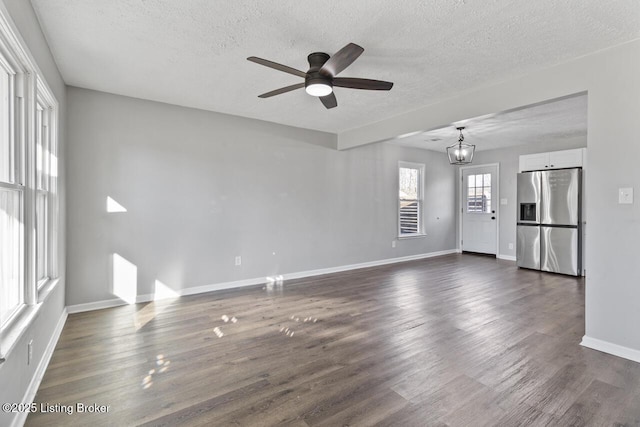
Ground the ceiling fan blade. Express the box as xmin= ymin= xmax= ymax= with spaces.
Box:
xmin=258 ymin=83 xmax=305 ymax=98
xmin=319 ymin=93 xmax=337 ymax=109
xmin=247 ymin=56 xmax=307 ymax=78
xmin=333 ymin=78 xmax=393 ymax=91
xmin=319 ymin=43 xmax=364 ymax=77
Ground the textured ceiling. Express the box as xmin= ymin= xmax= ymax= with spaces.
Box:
xmin=30 ymin=0 xmax=639 ymax=133
xmin=390 ymin=94 xmax=588 ymax=152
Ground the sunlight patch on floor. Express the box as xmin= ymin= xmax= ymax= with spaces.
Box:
xmin=142 ymin=354 xmax=171 ymax=390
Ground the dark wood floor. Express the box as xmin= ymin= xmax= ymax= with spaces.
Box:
xmin=27 ymin=254 xmax=640 ymax=426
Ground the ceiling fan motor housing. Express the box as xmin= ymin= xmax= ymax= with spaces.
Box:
xmin=307 ymin=52 xmax=330 ymax=71
xmin=305 ymin=52 xmax=332 ymax=92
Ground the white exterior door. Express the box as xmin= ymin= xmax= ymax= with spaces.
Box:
xmin=462 ymin=165 xmax=498 ymax=255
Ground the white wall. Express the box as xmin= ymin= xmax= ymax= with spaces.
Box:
xmin=65 ymin=87 xmax=457 ymax=307
xmin=471 ymin=136 xmax=587 ymax=259
xmin=0 ymin=1 xmax=67 ymax=426
xmin=339 ymin=39 xmax=640 ymax=360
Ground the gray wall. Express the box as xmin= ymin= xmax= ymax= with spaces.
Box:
xmin=0 ymin=1 xmax=66 ymax=426
xmin=339 ymin=39 xmax=640 ymax=356
xmin=472 ymin=136 xmax=587 ymax=259
xmin=66 ymin=87 xmax=456 ymax=306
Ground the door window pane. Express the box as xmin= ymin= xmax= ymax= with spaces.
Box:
xmin=0 ymin=188 xmax=23 ymax=326
xmin=467 ymin=173 xmax=492 ymax=213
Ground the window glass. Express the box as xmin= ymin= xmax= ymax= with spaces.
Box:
xmin=0 ymin=188 xmax=22 ymax=326
xmin=0 ymin=68 xmax=12 ymax=183
xmin=36 ymin=192 xmax=48 ymax=282
xmin=36 ymin=103 xmax=45 ymax=190
xmin=399 ymin=167 xmax=418 ymax=200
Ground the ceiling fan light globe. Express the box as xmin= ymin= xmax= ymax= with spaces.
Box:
xmin=305 ymin=83 xmax=333 ymax=97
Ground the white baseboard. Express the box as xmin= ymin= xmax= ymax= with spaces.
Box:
xmin=580 ymin=335 xmax=640 ymax=364
xmin=497 ymin=254 xmax=517 ymax=261
xmin=13 ymin=309 xmax=68 ymax=427
xmin=66 ymin=249 xmax=458 ymax=314
xmin=283 ymin=249 xmax=458 ymax=281
xmin=66 ymin=298 xmax=128 ymax=314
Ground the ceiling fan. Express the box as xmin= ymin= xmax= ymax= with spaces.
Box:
xmin=247 ymin=43 xmax=393 ymax=109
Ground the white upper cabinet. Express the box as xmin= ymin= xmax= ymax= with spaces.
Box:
xmin=519 ymin=152 xmax=549 ymax=171
xmin=549 ymin=149 xmax=584 ymax=169
xmin=519 ymin=148 xmax=585 ymax=172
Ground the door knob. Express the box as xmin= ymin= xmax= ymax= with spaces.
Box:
xmin=491 ymin=216 xmax=496 ymax=220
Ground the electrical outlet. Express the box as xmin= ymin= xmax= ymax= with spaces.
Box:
xmin=235 ymin=256 xmax=241 ymax=266
xmin=619 ymin=187 xmax=633 ymax=204
xmin=508 ymin=243 xmax=513 ymax=250
xmin=27 ymin=340 xmax=33 ymax=365
xmin=391 ymin=241 xmax=396 ymax=248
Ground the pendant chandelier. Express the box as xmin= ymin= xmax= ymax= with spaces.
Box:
xmin=446 ymin=126 xmax=475 ymax=165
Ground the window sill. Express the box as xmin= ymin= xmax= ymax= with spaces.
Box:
xmin=38 ymin=277 xmax=60 ymax=304
xmin=0 ymin=277 xmax=61 ymax=363
xmin=398 ymin=233 xmax=427 ymax=240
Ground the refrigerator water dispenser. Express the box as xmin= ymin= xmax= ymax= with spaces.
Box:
xmin=520 ymin=203 xmax=537 ymax=222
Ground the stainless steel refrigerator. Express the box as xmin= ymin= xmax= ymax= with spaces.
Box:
xmin=516 ymin=168 xmax=581 ymax=276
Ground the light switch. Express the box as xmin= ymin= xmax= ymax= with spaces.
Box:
xmin=619 ymin=187 xmax=633 ymax=204
xmin=500 ymin=198 xmax=508 ymax=206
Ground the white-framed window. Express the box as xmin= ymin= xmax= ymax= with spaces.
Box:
xmin=0 ymin=35 xmax=24 ymax=330
xmin=398 ymin=161 xmax=425 ymax=237
xmin=0 ymin=6 xmax=58 ymax=358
